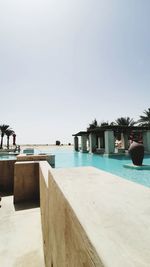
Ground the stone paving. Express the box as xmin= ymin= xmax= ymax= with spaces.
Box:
xmin=0 ymin=195 xmax=45 ymax=267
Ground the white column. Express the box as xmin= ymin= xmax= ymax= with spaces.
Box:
xmin=100 ymin=136 xmax=105 ymax=148
xmin=81 ymin=135 xmax=88 ymax=153
xmin=74 ymin=136 xmax=79 ymax=151
xmin=121 ymin=133 xmax=125 ymax=148
xmin=123 ymin=134 xmax=129 ymax=150
xmin=98 ymin=137 xmax=101 ymax=149
xmin=104 ymin=130 xmax=115 ymax=154
xmin=143 ymin=130 xmax=150 ymax=152
xmin=89 ymin=133 xmax=97 ymax=153
xmin=87 ymin=137 xmax=90 ymax=151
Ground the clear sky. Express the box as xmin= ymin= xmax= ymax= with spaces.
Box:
xmin=0 ymin=0 xmax=150 ymax=144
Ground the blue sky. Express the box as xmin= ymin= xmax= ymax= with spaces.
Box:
xmin=0 ymin=0 xmax=150 ymax=144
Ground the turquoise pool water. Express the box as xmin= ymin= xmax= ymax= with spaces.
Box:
xmin=1 ymin=148 xmax=150 ymax=188
xmin=0 ymin=154 xmax=16 ymax=160
xmin=48 ymin=149 xmax=150 ymax=188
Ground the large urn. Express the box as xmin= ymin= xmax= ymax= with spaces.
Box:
xmin=128 ymin=141 xmax=144 ymax=166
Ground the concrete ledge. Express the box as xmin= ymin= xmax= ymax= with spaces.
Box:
xmin=47 ymin=168 xmax=104 ymax=267
xmin=0 ymin=153 xmax=55 ymax=195
xmin=39 ymin=161 xmax=52 ymax=266
xmin=17 ymin=154 xmax=55 ymax=167
xmin=43 ymin=166 xmax=150 ymax=267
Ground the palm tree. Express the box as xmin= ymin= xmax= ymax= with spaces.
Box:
xmin=100 ymin=121 xmax=109 ymax=127
xmin=138 ymin=108 xmax=150 ymax=127
xmin=5 ymin=129 xmax=14 ymax=149
xmin=88 ymin=119 xmax=98 ymax=129
xmin=0 ymin=124 xmax=9 ymax=149
xmin=114 ymin=117 xmax=136 ymax=142
xmin=115 ymin=117 xmax=135 ymax=126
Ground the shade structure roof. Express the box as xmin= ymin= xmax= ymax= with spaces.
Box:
xmin=73 ymin=126 xmax=149 ymax=137
xmin=72 ymin=131 xmax=88 ymax=137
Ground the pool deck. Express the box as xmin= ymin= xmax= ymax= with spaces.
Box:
xmin=0 ymin=195 xmax=45 ymax=267
xmin=1 ymin=158 xmax=150 ymax=266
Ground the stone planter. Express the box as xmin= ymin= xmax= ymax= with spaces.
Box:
xmin=128 ymin=141 xmax=144 ymax=166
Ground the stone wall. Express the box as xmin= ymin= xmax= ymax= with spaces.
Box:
xmin=39 ymin=161 xmax=51 ymax=267
xmin=0 ymin=160 xmax=16 ymax=193
xmin=14 ymin=161 xmax=39 ymax=204
xmin=0 ymin=154 xmax=55 ymax=195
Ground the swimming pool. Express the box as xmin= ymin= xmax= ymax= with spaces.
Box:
xmin=48 ymin=148 xmax=150 ymax=188
xmin=1 ymin=148 xmax=150 ymax=188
